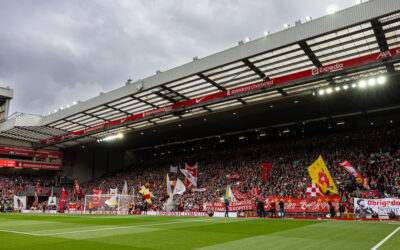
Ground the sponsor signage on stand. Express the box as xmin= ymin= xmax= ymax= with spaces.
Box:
xmin=15 ymin=161 xmax=62 ymax=170
xmin=0 ymin=145 xmax=61 ymax=159
xmin=0 ymin=159 xmax=16 ymax=167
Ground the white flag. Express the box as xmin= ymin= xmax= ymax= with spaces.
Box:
xmin=180 ymin=169 xmax=197 ymax=187
xmin=105 ymin=196 xmax=118 ymax=206
xmin=167 ymin=174 xmax=173 ymax=196
xmin=13 ymin=195 xmax=26 ymax=209
xmin=225 ymin=185 xmax=237 ymax=202
xmin=48 ymin=196 xmax=57 ymax=206
xmin=170 ymin=165 xmax=178 ymax=173
xmin=122 ymin=181 xmax=128 ymax=195
xmin=173 ymin=178 xmax=186 ymax=195
xmin=47 ymin=186 xmax=56 ymax=206
xmin=110 ymin=188 xmax=118 ymax=196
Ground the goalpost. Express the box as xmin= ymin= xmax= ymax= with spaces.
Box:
xmin=84 ymin=194 xmax=133 ymax=214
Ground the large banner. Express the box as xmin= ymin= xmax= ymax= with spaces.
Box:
xmin=204 ymin=196 xmax=340 ymax=213
xmin=354 ymin=198 xmax=400 ymax=216
xmin=13 ymin=195 xmax=26 ymax=209
xmin=205 ymin=200 xmax=254 ymax=212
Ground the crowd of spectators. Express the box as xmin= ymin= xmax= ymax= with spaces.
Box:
xmin=0 ymin=175 xmax=57 ymax=211
xmin=1 ymin=124 xmax=399 ymax=215
xmin=78 ymin=124 xmax=400 ymax=213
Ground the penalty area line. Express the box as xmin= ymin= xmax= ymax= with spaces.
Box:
xmin=371 ymin=226 xmax=400 ymax=250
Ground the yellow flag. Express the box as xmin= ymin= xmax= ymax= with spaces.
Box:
xmin=167 ymin=174 xmax=172 ymax=196
xmin=307 ymin=155 xmax=338 ymax=194
xmin=139 ymin=187 xmax=152 ymax=204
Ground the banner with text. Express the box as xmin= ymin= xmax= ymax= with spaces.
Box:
xmin=204 ymin=196 xmax=340 ymax=213
xmin=354 ymin=198 xmax=400 ymax=216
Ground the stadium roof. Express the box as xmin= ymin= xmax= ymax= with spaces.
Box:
xmin=1 ymin=0 xmax=400 ymax=149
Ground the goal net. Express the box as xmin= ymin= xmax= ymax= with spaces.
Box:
xmin=84 ymin=194 xmax=133 ymax=214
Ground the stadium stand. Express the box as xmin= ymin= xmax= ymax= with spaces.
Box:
xmin=2 ymin=122 xmax=398 ymax=216
xmin=0 ymin=0 xmax=399 ymax=220
xmin=81 ymin=123 xmax=400 ymax=214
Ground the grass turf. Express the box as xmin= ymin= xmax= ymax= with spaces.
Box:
xmin=0 ymin=214 xmax=399 ymax=249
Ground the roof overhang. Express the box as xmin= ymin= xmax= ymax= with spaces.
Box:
xmin=1 ymin=0 xmax=400 ymax=148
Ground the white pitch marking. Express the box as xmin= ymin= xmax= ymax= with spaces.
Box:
xmin=371 ymin=226 xmax=400 ymax=250
xmin=0 ymin=218 xmax=215 ymax=237
xmin=49 ymin=219 xmax=214 ymax=235
xmin=50 ymin=226 xmax=130 ymax=235
xmin=0 ymin=229 xmax=42 ymax=236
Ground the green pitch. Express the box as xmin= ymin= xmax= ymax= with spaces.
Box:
xmin=0 ymin=214 xmax=399 ymax=250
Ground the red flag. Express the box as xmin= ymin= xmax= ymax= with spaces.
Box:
xmin=92 ymin=189 xmax=103 ymax=207
xmin=261 ymin=163 xmax=273 ymax=182
xmin=69 ymin=200 xmax=78 ymax=211
xmin=361 ymin=189 xmax=379 ymax=198
xmin=60 ymin=188 xmax=68 ymax=210
xmin=339 ymin=161 xmax=370 ymax=190
xmin=33 ymin=191 xmax=38 ymax=206
xmin=229 ymin=174 xmax=241 ymax=179
xmin=183 ymin=163 xmax=197 ymax=188
xmin=74 ymin=177 xmax=83 ymax=198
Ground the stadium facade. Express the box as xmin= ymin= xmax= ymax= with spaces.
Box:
xmin=0 ymin=0 xmax=400 ymax=183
